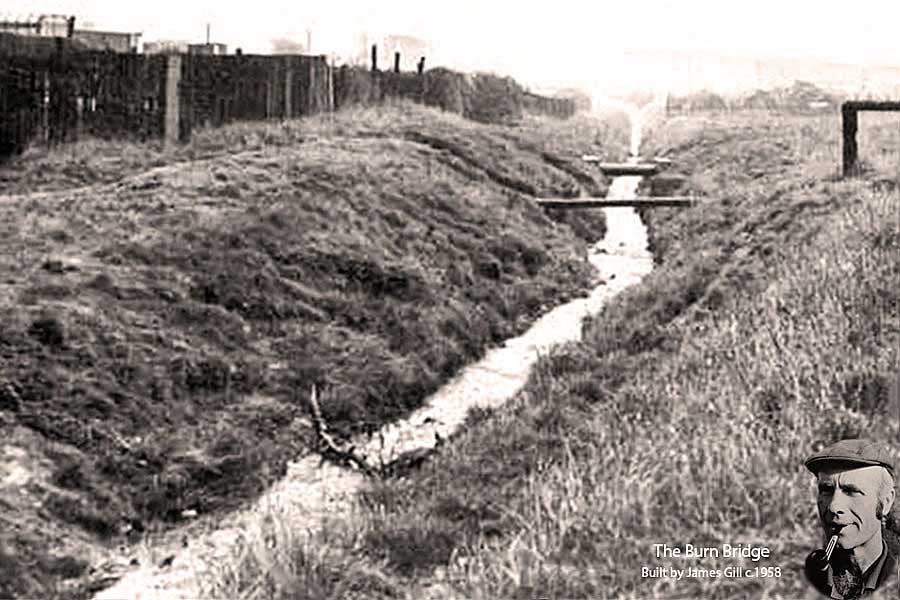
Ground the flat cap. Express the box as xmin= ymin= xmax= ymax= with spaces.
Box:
xmin=804 ymin=439 xmax=895 ymax=475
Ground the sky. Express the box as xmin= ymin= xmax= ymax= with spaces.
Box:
xmin=6 ymin=0 xmax=900 ymax=93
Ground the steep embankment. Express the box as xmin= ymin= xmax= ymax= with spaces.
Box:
xmin=262 ymin=110 xmax=900 ymax=599
xmin=0 ymin=101 xmax=630 ymax=599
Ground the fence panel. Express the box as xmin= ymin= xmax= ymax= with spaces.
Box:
xmin=1 ymin=39 xmax=168 ymax=157
xmin=178 ymin=54 xmax=329 ymax=134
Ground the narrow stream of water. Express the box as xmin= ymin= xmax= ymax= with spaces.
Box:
xmin=94 ymin=116 xmax=655 ymax=600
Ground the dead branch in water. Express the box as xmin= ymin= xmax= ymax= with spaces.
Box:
xmin=307 ymin=386 xmax=377 ymax=477
xmin=307 ymin=386 xmax=443 ymax=479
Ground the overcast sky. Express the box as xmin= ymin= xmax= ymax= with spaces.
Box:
xmin=6 ymin=0 xmax=900 ymax=90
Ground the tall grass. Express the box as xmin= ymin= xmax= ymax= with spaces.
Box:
xmin=0 ymin=101 xmax=632 ymax=599
xmin=201 ymin=110 xmax=900 ymax=599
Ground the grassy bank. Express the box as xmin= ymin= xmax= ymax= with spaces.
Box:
xmin=0 ymin=101 xmax=630 ymax=598
xmin=216 ymin=109 xmax=900 ymax=599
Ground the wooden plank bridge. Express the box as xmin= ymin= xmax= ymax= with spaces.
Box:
xmin=579 ymin=157 xmax=661 ymax=176
xmin=538 ymin=154 xmax=697 ymax=209
xmin=537 ymin=196 xmax=696 ymax=209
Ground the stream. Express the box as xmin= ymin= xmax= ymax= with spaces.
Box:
xmin=93 ymin=111 xmax=655 ymax=600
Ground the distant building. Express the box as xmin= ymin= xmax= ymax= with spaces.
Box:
xmin=0 ymin=14 xmax=139 ymax=53
xmin=72 ymin=29 xmax=141 ymax=53
xmin=0 ymin=14 xmax=73 ymax=37
xmin=143 ymin=40 xmax=190 ymax=54
xmin=187 ymin=42 xmax=227 ymax=55
xmin=0 ymin=19 xmax=39 ymax=35
xmin=38 ymin=14 xmax=73 ymax=37
xmin=143 ymin=40 xmax=229 ymax=56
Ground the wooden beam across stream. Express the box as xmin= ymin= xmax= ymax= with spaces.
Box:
xmin=580 ymin=156 xmax=661 ymax=176
xmin=537 ymin=196 xmax=696 ymax=209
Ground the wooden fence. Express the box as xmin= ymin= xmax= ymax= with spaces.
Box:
xmin=177 ymin=53 xmax=330 ymax=140
xmin=523 ymin=91 xmax=577 ymax=119
xmin=1 ymin=33 xmax=168 ymax=155
xmin=332 ymin=66 xmax=576 ymax=123
xmin=2 ymin=34 xmax=574 ymax=159
xmin=0 ymin=36 xmax=330 ymax=157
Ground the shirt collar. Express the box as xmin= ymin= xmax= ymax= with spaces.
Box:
xmin=825 ymin=539 xmax=889 ymax=599
xmin=861 ymin=540 xmax=890 ymax=590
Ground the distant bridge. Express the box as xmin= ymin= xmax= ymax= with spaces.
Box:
xmin=537 ymin=196 xmax=695 ymax=209
xmin=537 ymin=155 xmax=695 ymax=209
xmin=580 ymin=158 xmax=661 ymax=176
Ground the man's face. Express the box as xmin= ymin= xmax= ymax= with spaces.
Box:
xmin=816 ymin=466 xmax=884 ymax=550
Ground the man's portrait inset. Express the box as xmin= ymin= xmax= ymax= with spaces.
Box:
xmin=804 ymin=439 xmax=899 ymax=598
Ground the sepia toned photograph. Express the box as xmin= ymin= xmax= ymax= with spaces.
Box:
xmin=804 ymin=439 xmax=897 ymax=598
xmin=0 ymin=1 xmax=899 ymax=599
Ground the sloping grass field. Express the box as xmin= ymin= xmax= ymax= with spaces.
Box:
xmin=0 ymin=101 xmax=631 ymax=598
xmin=205 ymin=110 xmax=900 ymax=599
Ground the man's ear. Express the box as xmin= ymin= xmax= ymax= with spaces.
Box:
xmin=883 ymin=485 xmax=896 ymax=517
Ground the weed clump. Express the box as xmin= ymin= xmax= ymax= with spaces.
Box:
xmin=27 ymin=314 xmax=66 ymax=347
xmin=364 ymin=524 xmax=458 ymax=576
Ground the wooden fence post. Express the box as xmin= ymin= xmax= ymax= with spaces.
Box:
xmin=308 ymin=57 xmax=316 ymax=114
xmin=163 ymin=54 xmax=181 ymax=147
xmin=75 ymin=95 xmax=83 ymax=140
xmin=394 ymin=51 xmax=400 ymax=73
xmin=371 ymin=44 xmax=378 ymax=71
xmin=842 ymin=102 xmax=858 ymax=178
xmin=41 ymin=71 xmax=50 ymax=144
xmin=285 ymin=67 xmax=293 ymax=118
xmin=327 ymin=56 xmax=334 ymax=114
xmin=418 ymin=58 xmax=426 ymax=104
